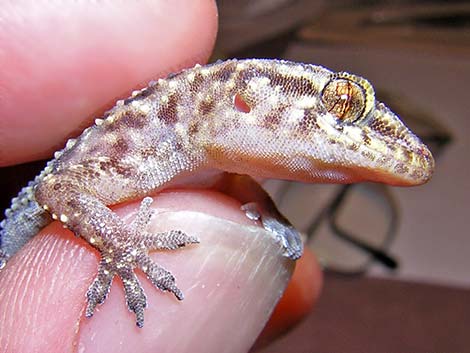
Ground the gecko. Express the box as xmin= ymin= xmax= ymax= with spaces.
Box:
xmin=0 ymin=59 xmax=434 ymax=327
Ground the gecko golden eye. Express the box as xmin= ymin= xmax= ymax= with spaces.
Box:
xmin=321 ymin=78 xmax=367 ymax=123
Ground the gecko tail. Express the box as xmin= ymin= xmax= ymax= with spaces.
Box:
xmin=0 ymin=175 xmax=52 ymax=270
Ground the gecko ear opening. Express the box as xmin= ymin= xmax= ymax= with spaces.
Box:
xmin=233 ymin=93 xmax=251 ymax=113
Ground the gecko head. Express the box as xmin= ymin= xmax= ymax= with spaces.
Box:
xmin=310 ymin=71 xmax=435 ymax=186
xmin=224 ymin=60 xmax=434 ymax=186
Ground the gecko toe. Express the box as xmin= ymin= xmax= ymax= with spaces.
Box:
xmin=85 ymin=260 xmax=114 ymax=318
xmin=143 ymin=230 xmax=199 ymax=250
xmin=137 ymin=254 xmax=184 ymax=300
xmin=120 ymin=267 xmax=147 ymax=327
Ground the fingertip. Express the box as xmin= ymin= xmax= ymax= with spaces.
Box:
xmin=79 ymin=190 xmax=295 ymax=352
xmin=0 ymin=189 xmax=295 ymax=352
xmin=0 ymin=0 xmax=218 ymax=165
xmin=0 ymin=224 xmax=98 ymax=353
xmin=255 ymin=248 xmax=323 ymax=346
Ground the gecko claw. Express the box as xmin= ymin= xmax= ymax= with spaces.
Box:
xmin=85 ymin=260 xmax=114 ymax=318
xmin=137 ymin=253 xmax=184 ymax=300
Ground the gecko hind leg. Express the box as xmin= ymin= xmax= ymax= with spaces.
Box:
xmin=85 ymin=197 xmax=199 ymax=327
xmin=241 ymin=202 xmax=303 ymax=260
xmin=216 ymin=174 xmax=303 ymax=260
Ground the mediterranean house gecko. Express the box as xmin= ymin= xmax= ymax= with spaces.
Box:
xmin=0 ymin=59 xmax=434 ymax=327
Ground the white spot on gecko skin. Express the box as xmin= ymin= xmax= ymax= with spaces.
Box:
xmin=317 ymin=114 xmax=341 ymax=137
xmin=60 ymin=214 xmax=68 ymax=223
xmin=295 ymin=96 xmax=317 ymax=109
xmin=248 ymin=77 xmax=271 ymax=91
xmin=343 ymin=125 xmax=363 ymax=143
xmin=174 ymin=123 xmax=186 ymax=136
xmin=243 ymin=113 xmax=258 ymax=125
xmin=278 ymin=64 xmax=291 ymax=75
xmin=236 ymin=62 xmax=246 ymax=71
xmin=130 ymin=101 xmax=151 ymax=114
xmin=138 ymin=103 xmax=151 ymax=114
xmin=367 ymin=138 xmax=388 ymax=155
xmin=267 ymin=92 xmax=279 ymax=105
xmin=294 ymin=64 xmax=305 ymax=74
xmin=226 ymin=80 xmax=236 ymax=89
xmin=288 ymin=109 xmax=305 ymax=124
xmin=95 ymin=118 xmax=104 ymax=126
xmin=187 ymin=72 xmax=195 ymax=82
xmin=65 ymin=139 xmax=77 ymax=149
xmin=106 ymin=115 xmax=116 ymax=124
xmin=211 ymin=81 xmax=221 ymax=90
xmin=104 ymin=133 xmax=118 ymax=145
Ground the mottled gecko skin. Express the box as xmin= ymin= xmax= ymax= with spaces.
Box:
xmin=0 ymin=59 xmax=434 ymax=327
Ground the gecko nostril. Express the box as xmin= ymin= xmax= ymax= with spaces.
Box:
xmin=233 ymin=93 xmax=251 ymax=113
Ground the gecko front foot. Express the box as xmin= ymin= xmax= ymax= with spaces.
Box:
xmin=85 ymin=197 xmax=199 ymax=327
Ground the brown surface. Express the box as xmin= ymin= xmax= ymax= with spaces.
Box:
xmin=261 ymin=274 xmax=470 ymax=353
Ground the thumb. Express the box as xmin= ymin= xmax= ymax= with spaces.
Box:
xmin=0 ymin=189 xmax=294 ymax=353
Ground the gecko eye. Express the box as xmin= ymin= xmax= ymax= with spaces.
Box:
xmin=321 ymin=77 xmax=370 ymax=123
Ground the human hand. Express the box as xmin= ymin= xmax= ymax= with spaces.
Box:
xmin=0 ymin=1 xmax=322 ymax=352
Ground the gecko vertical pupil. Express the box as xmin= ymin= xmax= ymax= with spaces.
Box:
xmin=321 ymin=78 xmax=366 ymax=123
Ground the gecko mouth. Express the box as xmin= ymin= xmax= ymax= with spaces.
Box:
xmin=362 ymin=102 xmax=435 ymax=185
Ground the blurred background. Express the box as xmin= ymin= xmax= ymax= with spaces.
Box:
xmin=0 ymin=0 xmax=468 ymax=351
xmin=214 ymin=0 xmax=469 ymax=351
